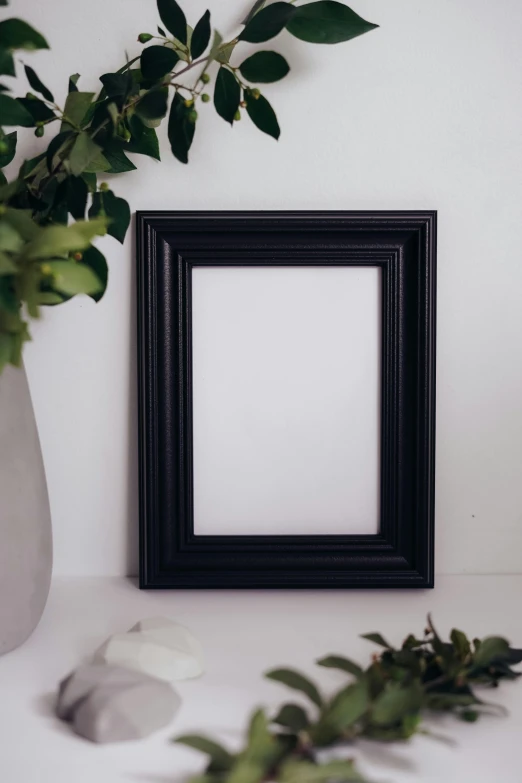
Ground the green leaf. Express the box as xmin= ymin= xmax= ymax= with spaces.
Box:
xmin=0 ymin=250 xmax=17 ymax=274
xmin=136 ymin=87 xmax=169 ymax=123
xmin=2 ymin=207 xmax=39 ymax=240
xmin=0 ymin=94 xmax=33 ymax=126
xmin=317 ymin=655 xmax=364 ymax=678
xmin=242 ymin=0 xmax=267 ymax=26
xmin=239 ymin=51 xmax=289 ymax=83
xmin=69 ymin=132 xmax=104 ymax=176
xmin=473 ymin=637 xmax=510 ymax=668
xmin=45 ymin=259 xmax=102 ymax=297
xmin=24 ymin=217 xmax=107 ymax=260
xmin=63 ymin=176 xmax=89 ymax=220
xmin=0 ymin=18 xmax=49 ymax=50
xmin=157 ymin=25 xmax=167 ymax=37
xmin=322 ymin=679 xmax=368 ymax=731
xmin=361 ymin=633 xmax=393 ymax=650
xmin=175 ymin=735 xmax=234 ymax=772
xmin=101 ymin=190 xmax=130 ymax=244
xmin=450 ymin=629 xmax=471 ymax=659
xmin=280 ymin=759 xmax=369 ymax=783
xmin=191 ymin=10 xmax=211 ymax=59
xmin=62 ymin=91 xmax=94 ymax=129
xmin=214 ymin=67 xmax=240 ymax=125
xmin=68 ymin=73 xmax=80 ymax=93
xmin=0 ymin=220 xmax=23 ymax=253
xmin=239 ymin=2 xmax=296 ymax=43
xmin=126 ymin=115 xmax=160 ymax=160
xmin=371 ymin=683 xmax=423 ymax=727
xmin=140 ymin=45 xmax=179 ymax=81
xmin=273 ymin=703 xmax=309 ymax=732
xmin=89 ymin=189 xmax=130 ymax=244
xmin=0 ymin=130 xmax=16 ymax=167
xmin=0 ymin=47 xmax=15 ymax=77
xmin=46 ymin=130 xmax=74 ymax=172
xmin=245 ymin=91 xmax=280 ymax=139
xmin=102 ymin=143 xmax=137 ymax=173
xmin=16 ymin=96 xmax=55 ymax=124
xmin=286 ymin=1 xmax=378 ymax=45
xmin=216 ymin=40 xmax=236 ymax=65
xmin=157 ymin=0 xmax=187 ymax=45
xmin=81 ymin=244 xmax=107 ymax=302
xmin=168 ymin=91 xmax=195 ymax=164
xmin=99 ymin=71 xmax=132 ymax=100
xmin=24 ymin=65 xmax=54 ymax=102
xmin=265 ymin=668 xmax=322 ymax=707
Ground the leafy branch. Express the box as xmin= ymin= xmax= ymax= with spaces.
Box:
xmin=174 ymin=616 xmax=522 ymax=782
xmin=0 ymin=0 xmax=378 ymax=373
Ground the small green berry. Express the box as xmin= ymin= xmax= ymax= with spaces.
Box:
xmin=251 ymin=88 xmax=261 ymax=100
xmin=138 ymin=33 xmax=153 ymax=43
xmin=34 ymin=126 xmax=45 ymax=137
xmin=188 ymin=109 xmax=198 ymax=123
xmin=26 ymin=92 xmax=37 ymax=100
xmin=40 ymin=263 xmax=52 ymax=276
xmin=234 ymin=109 xmax=241 ymax=121
xmin=184 ymin=98 xmax=194 ymax=108
xmin=201 ymin=72 xmax=211 ymax=84
xmin=201 ymin=93 xmax=210 ymax=103
xmin=0 ymin=140 xmax=9 ymax=155
xmin=99 ymin=182 xmax=109 ymax=192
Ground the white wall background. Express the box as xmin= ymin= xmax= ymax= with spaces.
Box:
xmin=9 ymin=0 xmax=521 ymax=576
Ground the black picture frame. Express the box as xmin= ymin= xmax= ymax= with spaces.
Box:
xmin=137 ymin=211 xmax=437 ymax=589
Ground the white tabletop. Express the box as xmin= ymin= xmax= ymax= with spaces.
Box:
xmin=1 ymin=575 xmax=521 ymax=782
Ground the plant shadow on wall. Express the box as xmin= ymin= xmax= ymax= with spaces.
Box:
xmin=0 ymin=0 xmax=379 ymax=371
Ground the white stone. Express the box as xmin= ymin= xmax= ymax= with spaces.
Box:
xmin=94 ymin=617 xmax=204 ymax=682
xmin=57 ymin=664 xmax=181 ymax=743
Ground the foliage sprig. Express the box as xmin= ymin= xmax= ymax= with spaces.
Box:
xmin=174 ymin=616 xmax=522 ymax=782
xmin=0 ymin=0 xmax=378 ymax=373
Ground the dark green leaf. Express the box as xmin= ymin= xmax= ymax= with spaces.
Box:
xmin=0 ymin=47 xmax=15 ymax=77
xmin=0 ymin=18 xmax=49 ymax=50
xmin=322 ymin=679 xmax=368 ymax=731
xmin=0 ymin=170 xmax=5 ymax=186
xmin=507 ymin=648 xmax=522 ymax=665
xmin=273 ymin=703 xmax=309 ymax=733
xmin=168 ymin=91 xmax=195 ymax=164
xmin=136 ymin=86 xmax=168 ymax=122
xmin=126 ymin=115 xmax=160 ymax=160
xmin=65 ymin=176 xmax=89 ymax=220
xmin=371 ymin=683 xmax=423 ymax=727
xmin=0 ymin=94 xmax=33 ymax=126
xmin=280 ymin=759 xmax=369 ymax=783
xmin=214 ymin=67 xmax=240 ymax=125
xmin=68 ymin=73 xmax=80 ymax=93
xmin=157 ymin=0 xmax=187 ymax=45
xmin=102 ymin=142 xmax=137 ymax=173
xmin=99 ymin=71 xmax=132 ymax=99
xmin=17 ymin=96 xmax=55 ymax=123
xmin=0 ymin=130 xmax=16 ymax=167
xmin=286 ymin=1 xmax=378 ymax=45
xmin=265 ymin=668 xmax=322 ymax=707
xmin=24 ymin=65 xmax=54 ymax=102
xmin=175 ymin=735 xmax=234 ymax=772
xmin=69 ymin=132 xmax=104 ymax=176
xmin=239 ymin=51 xmax=289 ymax=83
xmin=191 ymin=10 xmax=211 ymax=59
xmin=361 ymin=633 xmax=393 ymax=650
xmin=450 ymin=629 xmax=471 ymax=659
xmin=81 ymin=172 xmax=97 ymax=192
xmin=46 ymin=259 xmax=102 ymax=297
xmin=89 ymin=189 xmax=130 ymax=244
xmin=242 ymin=0 xmax=267 ymax=26
xmin=473 ymin=637 xmax=510 ymax=668
xmin=245 ymin=91 xmax=280 ymax=139
xmin=240 ymin=2 xmax=296 ymax=43
xmin=316 ymin=655 xmax=364 ymax=678
xmin=461 ymin=710 xmax=479 ymax=723
xmin=140 ymin=45 xmax=179 ymax=81
xmin=46 ymin=130 xmax=74 ymax=173
xmin=62 ymin=91 xmax=94 ymax=129
xmin=157 ymin=25 xmax=167 ymax=37
xmin=82 ymin=244 xmax=108 ymax=302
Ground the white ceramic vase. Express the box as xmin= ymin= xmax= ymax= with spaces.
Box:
xmin=0 ymin=364 xmax=52 ymax=655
